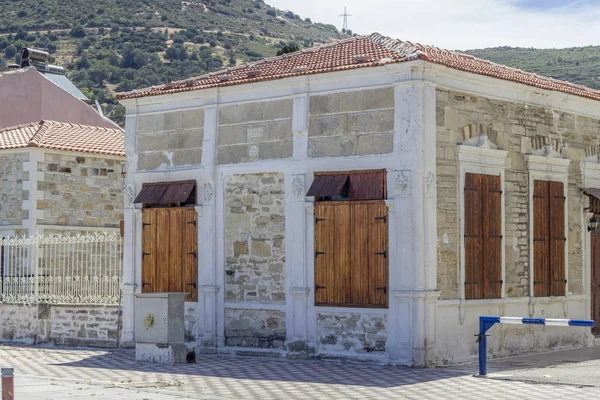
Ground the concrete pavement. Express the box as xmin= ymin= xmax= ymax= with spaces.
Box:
xmin=1 ymin=344 xmax=600 ymax=399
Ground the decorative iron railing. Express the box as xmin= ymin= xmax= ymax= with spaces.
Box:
xmin=0 ymin=231 xmax=122 ymax=305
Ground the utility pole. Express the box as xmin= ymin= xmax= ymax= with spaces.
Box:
xmin=339 ymin=7 xmax=351 ymax=32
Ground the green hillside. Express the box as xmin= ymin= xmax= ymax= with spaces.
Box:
xmin=464 ymin=46 xmax=600 ymax=91
xmin=0 ymin=0 xmax=346 ymax=125
xmin=1 ymin=1 xmax=599 ymax=126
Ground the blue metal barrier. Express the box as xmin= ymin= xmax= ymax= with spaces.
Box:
xmin=476 ymin=316 xmax=596 ymax=376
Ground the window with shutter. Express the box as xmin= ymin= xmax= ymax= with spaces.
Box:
xmin=464 ymin=173 xmax=502 ymax=300
xmin=141 ymin=207 xmax=198 ymax=301
xmin=312 ymin=170 xmax=388 ymax=308
xmin=533 ymin=180 xmax=566 ymax=297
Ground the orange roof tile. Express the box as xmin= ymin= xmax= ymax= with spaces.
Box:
xmin=0 ymin=121 xmax=125 ymax=157
xmin=116 ymin=33 xmax=600 ymax=103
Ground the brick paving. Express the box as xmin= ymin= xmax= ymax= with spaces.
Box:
xmin=1 ymin=345 xmax=600 ymax=399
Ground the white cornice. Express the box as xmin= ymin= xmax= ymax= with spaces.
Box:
xmin=581 ymin=160 xmax=600 ymax=189
xmin=526 ymin=154 xmax=571 ymax=176
xmin=121 ymin=59 xmax=600 ymax=120
xmin=457 ymin=145 xmax=508 ymax=168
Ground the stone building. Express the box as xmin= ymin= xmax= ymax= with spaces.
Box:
xmin=0 ymin=120 xmax=125 ymax=236
xmin=117 ymin=33 xmax=600 ymax=365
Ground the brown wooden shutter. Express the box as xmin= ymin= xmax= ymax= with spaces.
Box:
xmin=182 ymin=208 xmax=198 ymax=301
xmin=549 ymin=181 xmax=566 ymax=296
xmin=314 ymin=202 xmax=351 ymax=305
xmin=348 ymin=172 xmax=385 ymax=200
xmin=483 ymin=175 xmax=502 ymax=299
xmin=142 ymin=209 xmax=157 ymax=293
xmin=464 ymin=173 xmax=484 ymax=299
xmin=533 ymin=180 xmax=550 ymax=297
xmin=350 ymin=202 xmax=388 ymax=307
xmin=141 ymin=207 xmax=198 ymax=301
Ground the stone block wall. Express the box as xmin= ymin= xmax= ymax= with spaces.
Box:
xmin=224 ymin=173 xmax=286 ymax=303
xmin=316 ymin=312 xmax=387 ymax=354
xmin=136 ymin=109 xmax=204 ymax=170
xmin=308 ymin=87 xmax=394 ymax=157
xmin=37 ymin=153 xmax=124 ymax=227
xmin=0 ymin=153 xmax=28 ymax=226
xmin=224 ymin=309 xmax=285 ymax=349
xmin=436 ymin=88 xmax=599 ymax=299
xmin=223 ymin=172 xmax=286 ymax=349
xmin=217 ymin=99 xmax=293 ymax=164
xmin=0 ymin=303 xmax=119 ymax=347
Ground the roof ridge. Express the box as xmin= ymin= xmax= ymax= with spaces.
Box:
xmin=28 ymin=120 xmax=53 ymax=147
xmin=0 ymin=121 xmax=40 ymax=134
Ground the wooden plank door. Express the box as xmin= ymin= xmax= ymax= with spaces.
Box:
xmin=464 ymin=173 xmax=484 ymax=299
xmin=141 ymin=209 xmax=158 ymax=293
xmin=181 ymin=208 xmax=198 ymax=301
xmin=314 ymin=202 xmax=351 ymax=306
xmin=549 ymin=181 xmax=566 ymax=296
xmin=483 ymin=175 xmax=502 ymax=299
xmin=533 ymin=180 xmax=550 ymax=297
xmin=142 ymin=207 xmax=198 ymax=300
xmin=350 ymin=201 xmax=388 ymax=307
xmin=592 ymin=233 xmax=600 ymax=336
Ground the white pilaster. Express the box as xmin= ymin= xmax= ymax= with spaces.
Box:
xmin=21 ymin=149 xmax=45 ymax=235
xmin=197 ymin=105 xmax=220 ymax=351
xmin=388 ymin=79 xmax=440 ymax=366
xmin=285 ymin=174 xmax=309 ymax=353
xmin=292 ymin=95 xmax=308 ymax=160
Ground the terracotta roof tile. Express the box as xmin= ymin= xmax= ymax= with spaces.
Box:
xmin=116 ymin=33 xmax=600 ymax=103
xmin=0 ymin=121 xmax=125 ymax=156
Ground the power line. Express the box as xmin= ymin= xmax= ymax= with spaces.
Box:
xmin=339 ymin=7 xmax=351 ymax=32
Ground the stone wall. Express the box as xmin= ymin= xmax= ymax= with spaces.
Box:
xmin=0 ymin=153 xmax=28 ymax=226
xmin=37 ymin=153 xmax=124 ymax=227
xmin=224 ymin=309 xmax=285 ymax=349
xmin=217 ymin=99 xmax=293 ymax=164
xmin=308 ymin=87 xmax=394 ymax=157
xmin=436 ymin=88 xmax=598 ymax=299
xmin=316 ymin=312 xmax=387 ymax=354
xmin=137 ymin=109 xmax=204 ymax=170
xmin=224 ymin=173 xmax=286 ymax=304
xmin=0 ymin=303 xmax=119 ymax=347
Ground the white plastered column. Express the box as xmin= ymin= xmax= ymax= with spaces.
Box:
xmin=197 ymin=105 xmax=220 ymax=351
xmin=387 ymin=77 xmax=440 ymax=366
xmin=121 ymin=113 xmax=139 ymax=347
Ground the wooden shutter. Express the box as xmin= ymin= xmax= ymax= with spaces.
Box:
xmin=483 ymin=175 xmax=502 ymax=299
xmin=141 ymin=209 xmax=157 ymax=293
xmin=549 ymin=181 xmax=566 ymax=296
xmin=351 ymin=202 xmax=388 ymax=307
xmin=314 ymin=202 xmax=351 ymax=305
xmin=141 ymin=207 xmax=198 ymax=300
xmin=182 ymin=208 xmax=198 ymax=301
xmin=533 ymin=180 xmax=550 ymax=297
xmin=464 ymin=173 xmax=484 ymax=299
xmin=348 ymin=172 xmax=385 ymax=200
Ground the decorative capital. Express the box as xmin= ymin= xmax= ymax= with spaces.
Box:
xmin=291 ymin=175 xmax=305 ymax=200
xmin=394 ymin=170 xmax=411 ymax=197
xmin=203 ymin=182 xmax=215 ymax=204
xmin=124 ymin=184 xmax=135 ymax=207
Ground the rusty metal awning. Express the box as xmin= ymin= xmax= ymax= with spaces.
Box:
xmin=306 ymin=174 xmax=349 ymax=197
xmin=134 ymin=181 xmax=196 ymax=204
xmin=584 ymin=188 xmax=600 ymax=201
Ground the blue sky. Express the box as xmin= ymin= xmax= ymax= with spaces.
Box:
xmin=267 ymin=0 xmax=600 ymax=49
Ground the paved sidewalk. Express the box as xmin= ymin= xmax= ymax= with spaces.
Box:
xmin=1 ymin=345 xmax=600 ymax=399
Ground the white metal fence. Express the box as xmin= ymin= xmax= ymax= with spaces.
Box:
xmin=0 ymin=231 xmax=122 ymax=305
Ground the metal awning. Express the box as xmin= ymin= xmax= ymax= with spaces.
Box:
xmin=306 ymin=174 xmax=349 ymax=197
xmin=133 ymin=181 xmax=195 ymax=204
xmin=584 ymin=188 xmax=600 ymax=201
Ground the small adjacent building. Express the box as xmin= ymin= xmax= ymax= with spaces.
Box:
xmin=0 ymin=55 xmax=125 ymax=237
xmin=117 ymin=33 xmax=600 ymax=365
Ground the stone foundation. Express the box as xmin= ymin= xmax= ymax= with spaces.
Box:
xmin=316 ymin=312 xmax=388 ymax=355
xmin=224 ymin=309 xmax=285 ymax=349
xmin=0 ymin=303 xmax=119 ymax=347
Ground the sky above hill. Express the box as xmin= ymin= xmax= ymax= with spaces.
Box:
xmin=268 ymin=0 xmax=600 ymax=49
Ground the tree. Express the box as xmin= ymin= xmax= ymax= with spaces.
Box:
xmin=4 ymin=45 xmax=17 ymax=59
xmin=276 ymin=42 xmax=300 ymax=56
xmin=266 ymin=9 xmax=276 ymax=17
xmin=70 ymin=25 xmax=87 ymax=38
